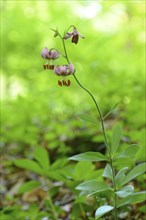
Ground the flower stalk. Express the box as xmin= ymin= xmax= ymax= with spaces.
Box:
xmin=41 ymin=26 xmax=118 ymax=219
xmin=60 ymin=35 xmax=118 ymax=220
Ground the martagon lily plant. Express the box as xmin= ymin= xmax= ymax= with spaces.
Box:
xmin=41 ymin=25 xmax=146 ymax=220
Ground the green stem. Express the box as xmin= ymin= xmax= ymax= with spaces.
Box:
xmin=47 ymin=195 xmax=58 ymax=220
xmin=74 ymin=75 xmax=118 ymax=220
xmin=61 ymin=36 xmax=118 ymax=220
xmin=62 ymin=38 xmax=70 ymax=63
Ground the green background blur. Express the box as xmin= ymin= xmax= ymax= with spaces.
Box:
xmin=1 ymin=0 xmax=145 ymax=161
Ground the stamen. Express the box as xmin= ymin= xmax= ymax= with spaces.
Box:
xmin=67 ymin=80 xmax=71 ymax=86
xmin=58 ymin=79 xmax=71 ymax=87
xmin=58 ymin=80 xmax=62 ymax=86
xmin=62 ymin=80 xmax=67 ymax=86
xmin=43 ymin=64 xmax=49 ymax=70
xmin=49 ymin=65 xmax=54 ymax=70
xmin=43 ymin=64 xmax=54 ymax=70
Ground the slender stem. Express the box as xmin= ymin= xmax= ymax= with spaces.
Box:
xmin=47 ymin=195 xmax=58 ymax=220
xmin=62 ymin=38 xmax=70 ymax=63
xmin=73 ymin=74 xmax=110 ymax=151
xmin=61 ymin=36 xmax=118 ymax=220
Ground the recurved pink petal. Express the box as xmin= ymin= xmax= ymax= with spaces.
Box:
xmin=41 ymin=47 xmax=49 ymax=59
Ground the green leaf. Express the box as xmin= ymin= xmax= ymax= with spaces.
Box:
xmin=115 ymin=145 xmax=140 ymax=160
xmin=69 ymin=152 xmax=108 ymax=162
xmin=77 ymin=113 xmax=97 ymax=125
xmin=116 ymin=185 xmax=134 ymax=198
xmin=51 ymin=157 xmax=68 ymax=169
xmin=103 ymin=102 xmax=119 ymax=120
xmin=19 ymin=181 xmax=41 ymax=194
xmin=115 ymin=167 xmax=128 ymax=188
xmin=34 ymin=146 xmax=50 ymax=169
xmin=118 ymin=191 xmax=146 ymax=207
xmin=111 ymin=124 xmax=122 ymax=155
xmin=122 ymin=163 xmax=146 ymax=186
xmin=14 ymin=159 xmax=43 ymax=175
xmin=102 ymin=164 xmax=113 ymax=181
xmin=95 ymin=205 xmax=114 ymax=219
xmin=73 ymin=161 xmax=94 ymax=181
xmin=76 ymin=180 xmax=112 ymax=195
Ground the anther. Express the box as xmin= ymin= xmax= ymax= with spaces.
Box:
xmin=43 ymin=64 xmax=49 ymax=70
xmin=67 ymin=80 xmax=71 ymax=86
xmin=58 ymin=80 xmax=62 ymax=86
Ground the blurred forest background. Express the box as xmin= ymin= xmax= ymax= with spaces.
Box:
xmin=1 ymin=0 xmax=145 ymax=219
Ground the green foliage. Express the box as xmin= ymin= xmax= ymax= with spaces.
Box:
xmin=114 ymin=144 xmax=140 ymax=160
xmin=111 ymin=124 xmax=122 ymax=155
xmin=14 ymin=159 xmax=44 ymax=175
xmin=102 ymin=164 xmax=113 ymax=181
xmin=71 ymin=129 xmax=145 ymax=218
xmin=115 ymin=185 xmax=134 ymax=198
xmin=115 ymin=167 xmax=129 ymax=188
xmin=95 ymin=205 xmax=114 ymax=219
xmin=117 ymin=191 xmax=146 ymax=208
xmin=1 ymin=1 xmax=145 ymax=219
xmin=76 ymin=180 xmax=112 ymax=195
xmin=34 ymin=146 xmax=50 ymax=169
xmin=69 ymin=152 xmax=108 ymax=162
xmin=18 ymin=180 xmax=41 ymax=194
xmin=121 ymin=163 xmax=146 ymax=186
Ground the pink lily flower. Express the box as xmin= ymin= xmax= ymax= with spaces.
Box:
xmin=41 ymin=47 xmax=59 ymax=60
xmin=54 ymin=63 xmax=75 ymax=76
xmin=54 ymin=63 xmax=75 ymax=87
xmin=64 ymin=27 xmax=84 ymax=44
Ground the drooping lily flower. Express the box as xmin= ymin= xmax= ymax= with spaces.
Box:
xmin=54 ymin=63 xmax=75 ymax=86
xmin=54 ymin=63 xmax=74 ymax=76
xmin=64 ymin=27 xmax=84 ymax=44
xmin=41 ymin=47 xmax=60 ymax=70
xmin=41 ymin=47 xmax=60 ymax=60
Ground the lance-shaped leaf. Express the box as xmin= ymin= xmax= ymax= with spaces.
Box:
xmin=111 ymin=124 xmax=122 ymax=155
xmin=69 ymin=152 xmax=108 ymax=162
xmin=19 ymin=180 xmax=41 ymax=194
xmin=122 ymin=163 xmax=146 ymax=186
xmin=76 ymin=180 xmax=112 ymax=194
xmin=115 ymin=145 xmax=140 ymax=160
xmin=115 ymin=167 xmax=128 ymax=188
xmin=95 ymin=205 xmax=114 ymax=219
xmin=118 ymin=191 xmax=146 ymax=208
xmin=14 ymin=159 xmax=43 ymax=174
xmin=102 ymin=164 xmax=113 ymax=181
xmin=103 ymin=102 xmax=119 ymax=120
xmin=34 ymin=146 xmax=50 ymax=170
xmin=77 ymin=113 xmax=97 ymax=125
xmin=116 ymin=185 xmax=134 ymax=198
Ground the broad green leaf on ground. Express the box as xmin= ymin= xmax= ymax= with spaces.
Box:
xmin=69 ymin=152 xmax=108 ymax=162
xmin=115 ymin=145 xmax=140 ymax=160
xmin=115 ymin=167 xmax=129 ymax=188
xmin=34 ymin=146 xmax=50 ymax=169
xmin=50 ymin=157 xmax=68 ymax=169
xmin=72 ymin=161 xmax=94 ymax=181
xmin=122 ymin=163 xmax=146 ymax=186
xmin=116 ymin=185 xmax=134 ymax=198
xmin=118 ymin=191 xmax=146 ymax=207
xmin=19 ymin=181 xmax=41 ymax=194
xmin=102 ymin=164 xmax=113 ymax=181
xmin=111 ymin=124 xmax=122 ymax=155
xmin=95 ymin=205 xmax=114 ymax=219
xmin=76 ymin=180 xmax=111 ymax=194
xmin=14 ymin=159 xmax=43 ymax=174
